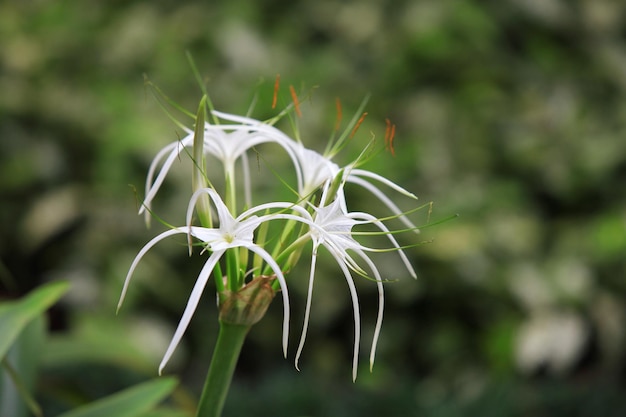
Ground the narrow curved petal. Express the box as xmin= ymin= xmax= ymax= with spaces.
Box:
xmin=295 ymin=244 xmax=319 ymax=371
xmin=331 ymin=252 xmax=361 ymax=382
xmin=346 ymin=175 xmax=419 ymax=232
xmin=246 ymin=245 xmax=290 ymax=357
xmin=118 ymin=227 xmax=189 ymax=311
xmin=141 ymin=136 xmax=194 ymax=217
xmin=351 ymin=248 xmax=385 ymax=372
xmin=349 ymin=212 xmax=417 ymax=279
xmin=205 ymin=113 xmax=305 ymax=193
xmin=240 ymin=202 xmax=312 ymax=222
xmin=159 ymin=249 xmax=226 ymax=374
xmin=142 ymin=141 xmax=179 ymax=216
xmin=211 ymin=110 xmax=270 ymax=126
xmin=349 ymin=168 xmax=417 ymax=199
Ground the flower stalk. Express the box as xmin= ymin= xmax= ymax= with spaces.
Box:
xmin=195 ymin=322 xmax=249 ymax=417
xmin=196 ymin=276 xmax=277 ymax=417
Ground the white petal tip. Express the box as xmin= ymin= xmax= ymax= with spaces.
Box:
xmin=116 ymin=298 xmax=124 ymax=314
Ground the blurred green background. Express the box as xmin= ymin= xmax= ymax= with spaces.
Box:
xmin=1 ymin=0 xmax=626 ymax=416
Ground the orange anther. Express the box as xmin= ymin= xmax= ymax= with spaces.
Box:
xmin=384 ymin=118 xmax=396 ymax=157
xmin=272 ymin=74 xmax=280 ymax=109
xmin=350 ymin=112 xmax=368 ymax=139
xmin=289 ymin=85 xmax=301 ymax=117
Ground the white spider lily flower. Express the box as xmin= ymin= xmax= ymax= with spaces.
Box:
xmin=291 ymin=184 xmax=417 ymax=381
xmin=286 ymin=142 xmax=420 ymax=232
xmin=119 ymin=188 xmax=294 ymax=374
xmin=140 ymin=112 xmax=301 ymax=222
xmin=208 ymin=112 xmax=419 ymax=231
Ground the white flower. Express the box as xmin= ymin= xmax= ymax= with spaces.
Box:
xmin=140 ymin=111 xmax=301 ymax=221
xmin=286 ymin=142 xmax=420 ymax=233
xmin=130 ymin=98 xmax=424 ymax=381
xmin=206 ymin=112 xmax=420 ymax=233
xmin=290 ymin=184 xmax=417 ymax=381
xmin=119 ymin=188 xmax=294 ymax=374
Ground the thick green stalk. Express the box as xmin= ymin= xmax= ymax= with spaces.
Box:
xmin=195 ymin=322 xmax=250 ymax=417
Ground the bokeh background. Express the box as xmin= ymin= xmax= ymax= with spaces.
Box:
xmin=2 ymin=0 xmax=626 ymax=416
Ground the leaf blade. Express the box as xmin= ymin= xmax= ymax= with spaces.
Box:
xmin=0 ymin=281 xmax=70 ymax=361
xmin=56 ymin=377 xmax=178 ymax=417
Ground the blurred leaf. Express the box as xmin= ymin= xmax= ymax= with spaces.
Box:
xmin=0 ymin=315 xmax=46 ymax=417
xmin=0 ymin=259 xmax=18 ymax=292
xmin=56 ymin=377 xmax=177 ymax=417
xmin=0 ymin=281 xmax=70 ymax=361
xmin=41 ymin=313 xmax=157 ymax=373
xmin=2 ymin=357 xmax=42 ymax=417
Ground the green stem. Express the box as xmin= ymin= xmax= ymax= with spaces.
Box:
xmin=196 ymin=322 xmax=250 ymax=417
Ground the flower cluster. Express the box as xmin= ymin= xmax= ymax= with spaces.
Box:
xmin=118 ymin=91 xmax=420 ymax=380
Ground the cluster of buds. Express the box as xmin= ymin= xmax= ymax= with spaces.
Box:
xmin=118 ymin=83 xmax=422 ymax=381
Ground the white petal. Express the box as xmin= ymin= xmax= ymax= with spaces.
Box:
xmin=351 ymin=248 xmax=385 ymax=372
xmin=141 ymin=136 xmax=194 ymax=217
xmin=331 ymin=252 xmax=361 ymax=382
xmin=141 ymin=141 xmax=179 ymax=217
xmin=349 ymin=212 xmax=417 ymax=279
xmin=159 ymin=250 xmax=225 ymax=374
xmin=295 ymin=245 xmax=319 ymax=371
xmin=346 ymin=175 xmax=419 ymax=232
xmin=350 ymin=168 xmax=417 ymax=199
xmin=246 ymin=245 xmax=290 ymax=357
xmin=118 ymin=227 xmax=189 ymax=311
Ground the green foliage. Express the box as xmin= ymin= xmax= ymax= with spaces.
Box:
xmin=56 ymin=378 xmax=177 ymax=417
xmin=0 ymin=281 xmax=68 ymax=362
xmin=0 ymin=282 xmax=67 ymax=417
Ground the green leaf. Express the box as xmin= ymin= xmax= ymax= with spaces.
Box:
xmin=41 ymin=313 xmax=156 ymax=372
xmin=2 ymin=357 xmax=42 ymax=417
xmin=0 ymin=281 xmax=70 ymax=361
xmin=56 ymin=377 xmax=178 ymax=417
xmin=0 ymin=315 xmax=46 ymax=417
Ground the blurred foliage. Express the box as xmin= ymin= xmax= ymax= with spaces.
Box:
xmin=1 ymin=0 xmax=625 ymax=415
